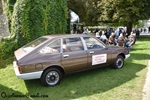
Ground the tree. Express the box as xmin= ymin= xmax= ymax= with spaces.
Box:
xmin=67 ymin=0 xmax=87 ymax=23
xmin=99 ymin=0 xmax=150 ymax=35
xmin=3 ymin=0 xmax=17 ymax=31
xmin=67 ymin=0 xmax=103 ymax=25
xmin=86 ymin=0 xmax=103 ymax=25
xmin=0 ymin=0 xmax=68 ymax=59
xmin=68 ymin=0 xmax=150 ymax=35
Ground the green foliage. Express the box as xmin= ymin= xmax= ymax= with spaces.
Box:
xmin=67 ymin=0 xmax=87 ymax=23
xmin=46 ymin=0 xmax=68 ymax=34
xmin=68 ymin=0 xmax=150 ymax=28
xmin=0 ymin=0 xmax=68 ymax=59
xmin=134 ymin=20 xmax=145 ymax=28
xmin=100 ymin=0 xmax=150 ymax=34
xmin=3 ymin=0 xmax=16 ymax=18
xmin=0 ymin=38 xmax=17 ymax=59
xmin=11 ymin=0 xmax=47 ymax=46
xmin=3 ymin=0 xmax=17 ymax=31
xmin=68 ymin=0 xmax=150 ymax=35
xmin=85 ymin=0 xmax=102 ymax=25
xmin=99 ymin=0 xmax=150 ymax=25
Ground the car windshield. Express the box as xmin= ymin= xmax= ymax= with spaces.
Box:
xmin=22 ymin=37 xmax=48 ymax=52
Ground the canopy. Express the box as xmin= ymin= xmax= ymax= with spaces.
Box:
xmin=70 ymin=10 xmax=79 ymax=23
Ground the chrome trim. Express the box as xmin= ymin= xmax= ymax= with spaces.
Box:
xmin=81 ymin=37 xmax=87 ymax=50
xmin=90 ymin=51 xmax=94 ymax=54
xmin=63 ymin=54 xmax=69 ymax=58
xmin=125 ymin=54 xmax=130 ymax=60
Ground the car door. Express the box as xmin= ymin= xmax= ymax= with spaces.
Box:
xmin=39 ymin=39 xmax=62 ymax=68
xmin=61 ymin=37 xmax=88 ymax=74
xmin=83 ymin=37 xmax=112 ymax=68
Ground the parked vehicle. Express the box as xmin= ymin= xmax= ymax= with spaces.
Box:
xmin=13 ymin=34 xmax=130 ymax=86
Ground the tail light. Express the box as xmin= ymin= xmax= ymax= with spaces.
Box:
xmin=14 ymin=57 xmax=22 ymax=73
xmin=15 ymin=61 xmax=22 ymax=73
xmin=17 ymin=66 xmax=22 ymax=73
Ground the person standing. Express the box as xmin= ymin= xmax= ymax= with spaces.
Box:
xmin=144 ymin=28 xmax=146 ymax=33
xmin=115 ymin=28 xmax=119 ymax=39
xmin=135 ymin=28 xmax=140 ymax=38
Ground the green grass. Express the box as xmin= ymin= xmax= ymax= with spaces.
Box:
xmin=0 ymin=37 xmax=150 ymax=100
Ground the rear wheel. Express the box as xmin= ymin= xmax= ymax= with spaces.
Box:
xmin=112 ymin=55 xmax=124 ymax=69
xmin=41 ymin=68 xmax=63 ymax=86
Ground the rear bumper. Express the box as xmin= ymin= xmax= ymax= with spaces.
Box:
xmin=13 ymin=61 xmax=43 ymax=80
xmin=125 ymin=54 xmax=130 ymax=60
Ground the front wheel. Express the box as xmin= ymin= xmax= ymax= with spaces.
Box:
xmin=112 ymin=55 xmax=124 ymax=69
xmin=40 ymin=68 xmax=63 ymax=86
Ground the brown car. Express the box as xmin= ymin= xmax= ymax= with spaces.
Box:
xmin=13 ymin=34 xmax=130 ymax=86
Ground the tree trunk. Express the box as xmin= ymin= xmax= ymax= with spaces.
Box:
xmin=126 ymin=22 xmax=133 ymax=36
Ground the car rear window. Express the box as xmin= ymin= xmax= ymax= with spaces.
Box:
xmin=22 ymin=37 xmax=48 ymax=52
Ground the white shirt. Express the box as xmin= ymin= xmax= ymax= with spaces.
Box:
xmin=100 ymin=35 xmax=107 ymax=40
xmin=95 ymin=32 xmax=100 ymax=37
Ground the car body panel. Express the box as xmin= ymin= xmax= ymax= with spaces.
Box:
xmin=13 ymin=34 xmax=130 ymax=80
xmin=87 ymin=47 xmax=113 ymax=67
xmin=61 ymin=50 xmax=88 ymax=74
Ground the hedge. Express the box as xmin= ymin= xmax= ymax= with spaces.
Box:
xmin=0 ymin=0 xmax=68 ymax=59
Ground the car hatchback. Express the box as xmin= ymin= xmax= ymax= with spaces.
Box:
xmin=13 ymin=34 xmax=130 ymax=86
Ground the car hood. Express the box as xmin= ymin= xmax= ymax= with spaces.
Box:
xmin=108 ymin=45 xmax=129 ymax=54
xmin=108 ymin=45 xmax=124 ymax=49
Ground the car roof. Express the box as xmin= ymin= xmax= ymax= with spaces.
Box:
xmin=42 ymin=34 xmax=94 ymax=39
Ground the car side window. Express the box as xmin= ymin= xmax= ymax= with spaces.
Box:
xmin=83 ymin=37 xmax=105 ymax=50
xmin=63 ymin=37 xmax=84 ymax=52
xmin=40 ymin=39 xmax=61 ymax=54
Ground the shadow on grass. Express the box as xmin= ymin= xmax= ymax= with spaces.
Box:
xmin=0 ymin=84 xmax=30 ymax=100
xmin=0 ymin=57 xmax=14 ymax=69
xmin=24 ymin=62 xmax=146 ymax=100
xmin=137 ymin=37 xmax=150 ymax=41
xmin=129 ymin=53 xmax=150 ymax=60
xmin=131 ymin=48 xmax=150 ymax=51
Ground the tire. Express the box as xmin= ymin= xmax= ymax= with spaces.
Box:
xmin=112 ymin=55 xmax=124 ymax=69
xmin=40 ymin=68 xmax=63 ymax=86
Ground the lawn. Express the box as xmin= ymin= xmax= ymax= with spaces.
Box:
xmin=0 ymin=37 xmax=150 ymax=100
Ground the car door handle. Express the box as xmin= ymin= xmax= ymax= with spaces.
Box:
xmin=63 ymin=54 xmax=69 ymax=58
xmin=90 ymin=51 xmax=94 ymax=54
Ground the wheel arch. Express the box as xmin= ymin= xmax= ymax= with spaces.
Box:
xmin=41 ymin=65 xmax=65 ymax=78
xmin=118 ymin=53 xmax=125 ymax=59
xmin=112 ymin=53 xmax=125 ymax=69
